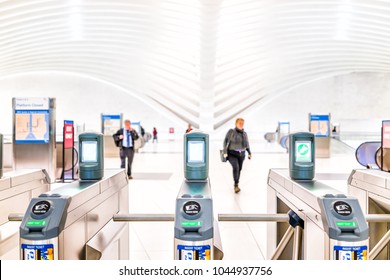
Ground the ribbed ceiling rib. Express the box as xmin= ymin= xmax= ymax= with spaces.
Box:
xmin=1 ymin=0 xmax=390 ymax=130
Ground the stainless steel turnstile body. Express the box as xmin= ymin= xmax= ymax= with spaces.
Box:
xmin=0 ymin=169 xmax=50 ymax=259
xmin=348 ymin=169 xmax=390 ymax=260
xmin=267 ymin=168 xmax=348 ymax=259
xmin=13 ymin=169 xmax=128 ymax=260
xmin=47 ymin=169 xmax=129 ymax=260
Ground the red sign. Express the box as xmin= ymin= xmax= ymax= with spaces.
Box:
xmin=169 ymin=127 xmax=175 ymax=134
xmin=383 ymin=121 xmax=390 ymax=148
xmin=64 ymin=121 xmax=74 ymax=149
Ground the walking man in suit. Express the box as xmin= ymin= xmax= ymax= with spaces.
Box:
xmin=113 ymin=119 xmax=139 ymax=179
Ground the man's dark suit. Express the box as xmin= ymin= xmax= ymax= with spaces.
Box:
xmin=113 ymin=128 xmax=139 ymax=177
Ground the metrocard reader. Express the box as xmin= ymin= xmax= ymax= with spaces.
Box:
xmin=289 ymin=132 xmax=315 ymax=180
xmin=318 ymin=194 xmax=369 ymax=260
xmin=20 ymin=194 xmax=71 ymax=260
xmin=184 ymin=131 xmax=209 ymax=181
xmin=79 ymin=132 xmax=104 ymax=180
xmin=174 ymin=180 xmax=213 ymax=260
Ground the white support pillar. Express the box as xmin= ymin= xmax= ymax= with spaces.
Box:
xmin=198 ymin=0 xmax=221 ymax=133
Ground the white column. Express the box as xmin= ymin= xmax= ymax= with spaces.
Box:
xmin=198 ymin=0 xmax=220 ymax=133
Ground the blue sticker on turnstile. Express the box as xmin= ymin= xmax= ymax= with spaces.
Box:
xmin=21 ymin=244 xmax=54 ymax=260
xmin=177 ymin=245 xmax=211 ymax=260
xmin=333 ymin=246 xmax=367 ymax=260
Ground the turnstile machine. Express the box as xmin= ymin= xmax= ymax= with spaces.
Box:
xmin=348 ymin=169 xmax=390 ymax=260
xmin=20 ymin=194 xmax=70 ymax=260
xmin=174 ymin=130 xmax=223 ymax=260
xmin=267 ymin=168 xmax=368 ymax=260
xmin=318 ymin=194 xmax=369 ymax=260
xmin=18 ymin=169 xmax=129 ymax=260
xmin=110 ymin=130 xmax=223 ymax=260
xmin=175 ymin=179 xmax=214 ymax=260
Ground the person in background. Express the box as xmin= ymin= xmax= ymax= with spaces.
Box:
xmin=185 ymin=123 xmax=193 ymax=133
xmin=223 ymin=118 xmax=252 ymax=193
xmin=113 ymin=119 xmax=139 ymax=179
xmin=152 ymin=127 xmax=158 ymax=143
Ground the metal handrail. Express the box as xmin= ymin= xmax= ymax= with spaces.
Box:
xmin=365 ymin=214 xmax=390 ymax=222
xmin=11 ymin=211 xmax=390 ymax=260
xmin=8 ymin=213 xmax=24 ymax=221
xmin=369 ymin=229 xmax=390 ymax=260
xmin=218 ymin=214 xmax=289 ymax=222
xmin=8 ymin=213 xmax=176 ymax=222
xmin=113 ymin=213 xmax=175 ymax=222
xmin=11 ymin=213 xmax=390 ymax=223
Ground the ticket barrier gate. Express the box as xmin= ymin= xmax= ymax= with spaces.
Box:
xmin=219 ymin=197 xmax=388 ymax=260
xmin=348 ymin=169 xmax=390 ymax=260
xmin=20 ymin=194 xmax=70 ymax=260
xmin=112 ymin=179 xmax=224 ymax=260
xmin=218 ymin=211 xmax=304 ymax=260
xmin=174 ymin=180 xmax=213 ymax=260
xmin=112 ymin=130 xmax=224 ymax=260
xmin=112 ymin=213 xmax=223 ymax=260
xmin=0 ymin=169 xmax=50 ymax=259
xmin=355 ymin=141 xmax=381 ymax=169
xmin=174 ymin=179 xmax=224 ymax=260
xmin=12 ymin=169 xmax=129 ymax=260
xmin=176 ymin=130 xmax=223 ymax=260
xmin=266 ymin=168 xmax=390 ymax=260
xmin=318 ymin=194 xmax=369 ymax=260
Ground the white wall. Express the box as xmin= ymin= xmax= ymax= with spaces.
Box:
xmin=228 ymin=72 xmax=390 ymax=139
xmin=0 ymin=71 xmax=389 ymax=140
xmin=0 ymin=72 xmax=185 ymax=139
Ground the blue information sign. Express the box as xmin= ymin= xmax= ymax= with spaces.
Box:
xmin=310 ymin=114 xmax=330 ymax=137
xmin=101 ymin=114 xmax=122 ymax=135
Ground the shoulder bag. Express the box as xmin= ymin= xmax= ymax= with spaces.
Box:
xmin=220 ymin=130 xmax=233 ymax=163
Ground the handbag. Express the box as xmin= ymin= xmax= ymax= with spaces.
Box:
xmin=220 ymin=149 xmax=227 ymax=162
xmin=220 ymin=130 xmax=233 ymax=163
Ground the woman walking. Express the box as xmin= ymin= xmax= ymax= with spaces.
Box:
xmin=152 ymin=127 xmax=158 ymax=143
xmin=223 ymin=118 xmax=252 ymax=193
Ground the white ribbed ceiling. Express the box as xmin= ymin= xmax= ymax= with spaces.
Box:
xmin=1 ymin=0 xmax=390 ymax=130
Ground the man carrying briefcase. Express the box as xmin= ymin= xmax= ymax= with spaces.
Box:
xmin=113 ymin=119 xmax=139 ymax=179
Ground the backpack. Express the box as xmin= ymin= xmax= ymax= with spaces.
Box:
xmin=113 ymin=131 xmax=121 ymax=147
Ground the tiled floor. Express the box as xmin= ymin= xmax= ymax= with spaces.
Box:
xmin=104 ymin=138 xmax=362 ymax=260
